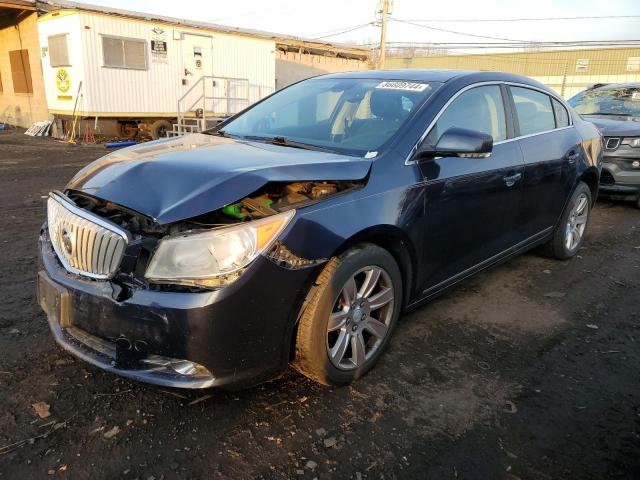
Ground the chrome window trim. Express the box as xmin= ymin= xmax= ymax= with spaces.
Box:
xmin=493 ymin=125 xmax=575 ymax=145
xmin=405 ymin=80 xmax=574 ymax=165
xmin=48 ymin=191 xmax=131 ymax=280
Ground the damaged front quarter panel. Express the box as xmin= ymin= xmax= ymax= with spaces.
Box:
xmin=266 ymin=242 xmax=327 ymax=269
xmin=66 ymin=133 xmax=373 ymax=225
xmin=63 ymin=175 xmax=366 ymax=291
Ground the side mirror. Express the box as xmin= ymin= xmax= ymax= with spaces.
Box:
xmin=415 ymin=127 xmax=493 ymax=160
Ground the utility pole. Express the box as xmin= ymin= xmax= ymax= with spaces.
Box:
xmin=377 ymin=0 xmax=390 ymax=69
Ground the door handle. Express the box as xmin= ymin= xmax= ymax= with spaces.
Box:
xmin=503 ymin=172 xmax=522 ymax=187
xmin=565 ymin=149 xmax=579 ymax=163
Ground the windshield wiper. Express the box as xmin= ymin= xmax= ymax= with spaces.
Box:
xmin=241 ymin=135 xmax=335 ymax=153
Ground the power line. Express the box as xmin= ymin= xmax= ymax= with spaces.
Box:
xmin=309 ymin=22 xmax=372 ymax=38
xmin=313 ymin=23 xmax=373 ymax=39
xmin=396 ymin=15 xmax=640 ymax=23
xmin=367 ymin=40 xmax=640 ymax=48
xmin=391 ymin=18 xmax=527 ymax=42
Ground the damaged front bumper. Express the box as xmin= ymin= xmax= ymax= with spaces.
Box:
xmin=37 ymin=229 xmax=322 ymax=389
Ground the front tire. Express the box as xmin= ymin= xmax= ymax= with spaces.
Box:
xmin=292 ymin=244 xmax=402 ymax=386
xmin=542 ymin=181 xmax=592 ymax=260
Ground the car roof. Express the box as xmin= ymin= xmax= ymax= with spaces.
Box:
xmin=317 ymin=69 xmax=545 ymax=86
xmin=590 ymin=82 xmax=640 ymax=91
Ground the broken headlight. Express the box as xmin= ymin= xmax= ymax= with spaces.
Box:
xmin=145 ymin=210 xmax=295 ymax=287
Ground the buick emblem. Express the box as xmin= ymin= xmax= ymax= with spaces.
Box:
xmin=61 ymin=227 xmax=73 ymax=255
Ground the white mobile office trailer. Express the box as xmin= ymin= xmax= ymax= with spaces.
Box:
xmin=37 ymin=6 xmax=276 ymax=138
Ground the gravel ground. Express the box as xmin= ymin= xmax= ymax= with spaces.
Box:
xmin=1 ymin=129 xmax=639 ymax=479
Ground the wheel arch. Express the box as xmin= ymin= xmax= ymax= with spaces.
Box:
xmin=579 ymin=167 xmax=600 ymax=205
xmin=330 ymin=225 xmax=418 ymax=310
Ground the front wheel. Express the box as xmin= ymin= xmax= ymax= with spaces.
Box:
xmin=542 ymin=181 xmax=592 ymax=260
xmin=292 ymin=244 xmax=402 ymax=386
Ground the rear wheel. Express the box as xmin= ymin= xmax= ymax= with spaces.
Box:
xmin=150 ymin=120 xmax=172 ymax=140
xmin=542 ymin=182 xmax=592 ymax=260
xmin=292 ymin=244 xmax=402 ymax=386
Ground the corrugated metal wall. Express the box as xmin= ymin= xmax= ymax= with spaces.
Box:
xmin=79 ymin=12 xmax=275 ymax=115
xmin=38 ymin=10 xmax=275 ymax=116
xmin=387 ymin=48 xmax=640 ymax=98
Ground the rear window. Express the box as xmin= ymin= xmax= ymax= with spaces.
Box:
xmin=511 ymin=87 xmax=556 ymax=136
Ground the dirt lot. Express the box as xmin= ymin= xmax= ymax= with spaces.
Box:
xmin=0 ymin=129 xmax=639 ymax=479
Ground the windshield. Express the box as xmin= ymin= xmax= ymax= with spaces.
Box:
xmin=569 ymin=86 xmax=640 ymax=117
xmin=217 ymin=78 xmax=441 ymax=156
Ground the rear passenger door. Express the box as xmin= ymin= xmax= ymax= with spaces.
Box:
xmin=416 ymin=84 xmax=525 ymax=293
xmin=507 ymin=86 xmax=581 ymax=242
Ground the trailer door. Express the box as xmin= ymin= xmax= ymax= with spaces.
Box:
xmin=180 ymin=34 xmax=214 ymax=114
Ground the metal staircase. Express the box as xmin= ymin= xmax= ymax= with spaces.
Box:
xmin=169 ymin=76 xmax=252 ymax=136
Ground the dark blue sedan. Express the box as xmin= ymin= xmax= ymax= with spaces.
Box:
xmin=37 ymin=70 xmax=602 ymax=389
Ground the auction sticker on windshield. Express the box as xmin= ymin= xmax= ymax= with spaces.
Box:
xmin=376 ymin=81 xmax=429 ymax=92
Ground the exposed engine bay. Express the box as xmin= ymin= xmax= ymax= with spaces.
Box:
xmin=219 ymin=181 xmax=359 ymax=221
xmin=63 ymin=179 xmax=363 ymax=292
xmin=68 ymin=179 xmax=364 ymax=236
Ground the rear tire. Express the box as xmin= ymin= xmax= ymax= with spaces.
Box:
xmin=542 ymin=181 xmax=592 ymax=260
xmin=292 ymin=244 xmax=402 ymax=386
xmin=150 ymin=120 xmax=172 ymax=140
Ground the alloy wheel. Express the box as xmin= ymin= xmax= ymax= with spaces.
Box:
xmin=565 ymin=192 xmax=589 ymax=251
xmin=326 ymin=266 xmax=395 ymax=370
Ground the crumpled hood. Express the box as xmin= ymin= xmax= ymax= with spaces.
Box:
xmin=67 ymin=134 xmax=372 ymax=224
xmin=582 ymin=115 xmax=640 ymax=136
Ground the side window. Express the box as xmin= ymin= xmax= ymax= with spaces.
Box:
xmin=511 ymin=87 xmax=556 ymax=136
xmin=102 ymin=36 xmax=147 ymax=70
xmin=315 ymin=91 xmax=341 ymax=122
xmin=48 ymin=34 xmax=70 ymax=67
xmin=552 ymin=98 xmax=570 ymax=128
xmin=426 ymin=85 xmax=507 ymax=145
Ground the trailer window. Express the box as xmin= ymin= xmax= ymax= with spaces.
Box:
xmin=48 ymin=34 xmax=70 ymax=67
xmin=102 ymin=36 xmax=147 ymax=70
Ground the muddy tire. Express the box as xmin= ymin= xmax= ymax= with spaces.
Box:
xmin=117 ymin=121 xmax=139 ymax=140
xmin=542 ymin=181 xmax=592 ymax=260
xmin=150 ymin=120 xmax=172 ymax=140
xmin=292 ymin=244 xmax=402 ymax=386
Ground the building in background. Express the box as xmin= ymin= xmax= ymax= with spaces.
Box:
xmin=0 ymin=0 xmax=49 ymax=128
xmin=387 ymin=47 xmax=640 ymax=99
xmin=0 ymin=0 xmax=371 ymax=135
xmin=276 ymin=40 xmax=369 ymax=89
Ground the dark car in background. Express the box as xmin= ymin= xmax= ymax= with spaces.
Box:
xmin=37 ymin=70 xmax=602 ymax=390
xmin=569 ymin=83 xmax=640 ymax=208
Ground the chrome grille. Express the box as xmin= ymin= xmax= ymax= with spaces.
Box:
xmin=47 ymin=193 xmax=129 ymax=279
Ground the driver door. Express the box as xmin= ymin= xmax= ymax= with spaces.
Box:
xmin=415 ymin=84 xmax=525 ymax=294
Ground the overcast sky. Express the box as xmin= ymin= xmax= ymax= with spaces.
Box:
xmin=74 ymin=0 xmax=640 ymax=47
